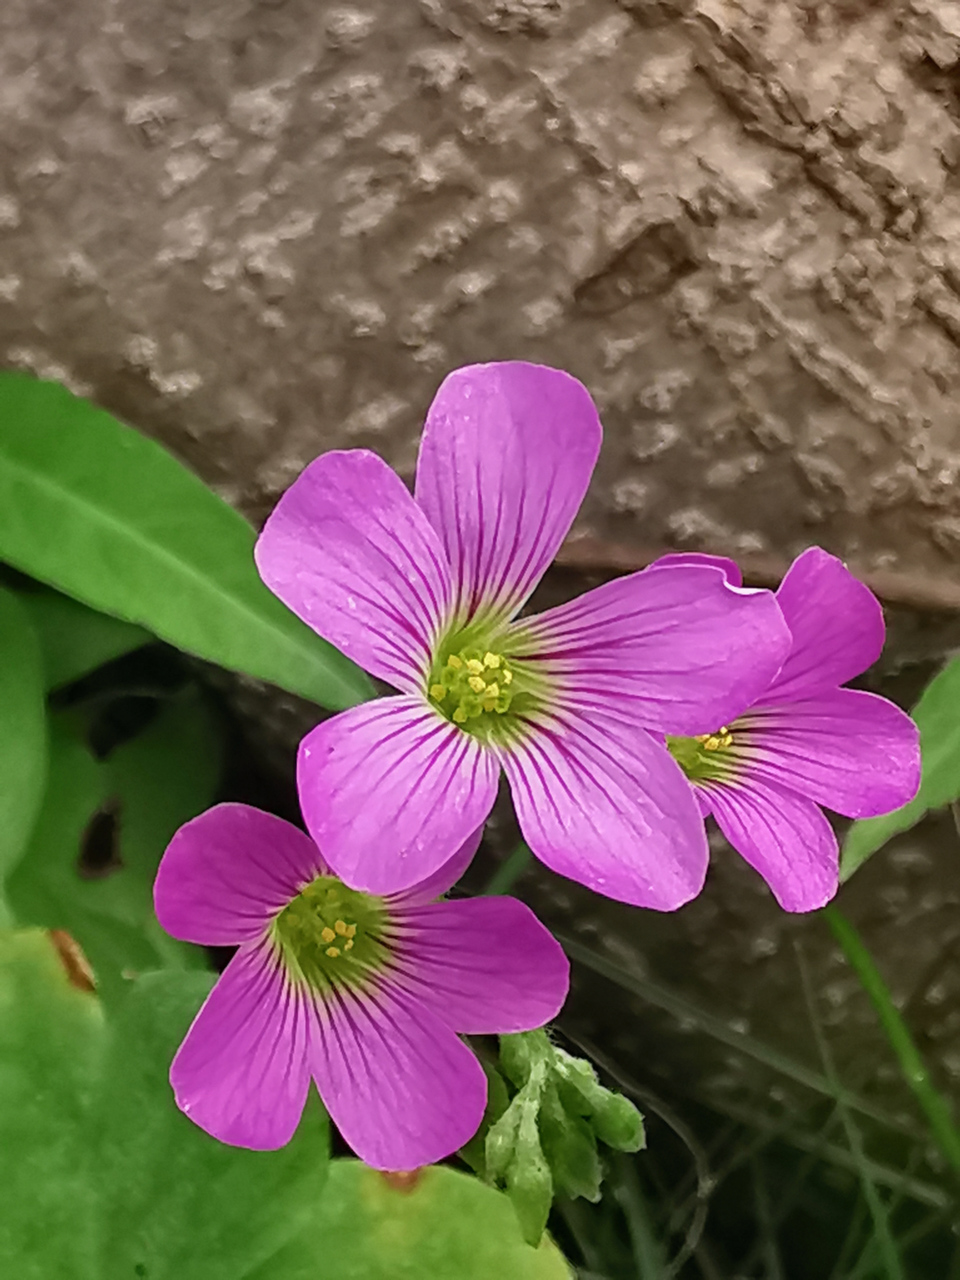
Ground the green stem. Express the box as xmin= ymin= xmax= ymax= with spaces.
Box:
xmin=826 ymin=905 xmax=960 ymax=1178
xmin=483 ymin=843 xmax=533 ymax=895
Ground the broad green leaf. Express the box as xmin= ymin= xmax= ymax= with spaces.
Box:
xmin=0 ymin=585 xmax=47 ymax=876
xmin=842 ymin=659 xmax=960 ymax=879
xmin=0 ymin=929 xmax=101 ymax=1278
xmin=18 ymin=585 xmax=150 ymax=689
xmin=0 ymin=374 xmax=373 ymax=709
xmin=254 ymin=1159 xmax=573 ymax=1280
xmin=6 ymin=695 xmax=220 ymax=992
xmin=0 ymin=931 xmax=330 ymax=1280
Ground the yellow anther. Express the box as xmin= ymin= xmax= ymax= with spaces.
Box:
xmin=468 ymin=674 xmax=486 ymax=693
xmin=502 ymin=669 xmax=513 ymax=686
xmin=345 ymin=924 xmax=357 ymax=938
xmin=453 ymin=705 xmax=468 ymax=724
xmin=334 ymin=920 xmax=348 ymax=936
xmin=344 ymin=939 xmax=354 ymax=951
xmin=703 ymin=737 xmax=720 ymax=751
xmin=446 ymin=655 xmax=463 ymax=670
xmin=325 ymin=946 xmax=341 ymax=958
xmin=320 ymin=926 xmax=336 ymax=944
xmin=482 ymin=699 xmax=496 ymax=712
xmin=485 ymin=682 xmax=500 ymax=700
xmin=466 ymin=658 xmax=485 ymax=675
xmin=429 ymin=683 xmax=448 ymax=701
xmin=483 ymin=652 xmax=501 ymax=669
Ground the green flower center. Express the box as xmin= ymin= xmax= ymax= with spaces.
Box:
xmin=271 ymin=876 xmax=391 ymax=993
xmin=666 ymin=726 xmax=736 ymax=783
xmin=428 ymin=647 xmax=516 ymax=725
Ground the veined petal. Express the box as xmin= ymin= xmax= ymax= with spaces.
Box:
xmin=171 ymin=944 xmax=312 ymax=1150
xmin=501 ymin=711 xmax=708 ymax=910
xmin=702 ymin=774 xmax=838 ymax=912
xmin=414 ymin=362 xmax=601 ymax=624
xmin=510 ymin=565 xmax=790 ymax=735
xmin=391 ymin=826 xmax=484 ymax=907
xmin=309 ymin=982 xmax=487 ymax=1171
xmin=392 ymin=897 xmax=569 ymax=1034
xmin=155 ymin=804 xmax=323 ymax=947
xmin=298 ymin=697 xmax=499 ymax=895
xmin=738 ymin=689 xmax=920 ymax=818
xmin=255 ymin=449 xmax=453 ymax=693
xmin=766 ymin=547 xmax=884 ymax=701
xmin=648 ymin=552 xmax=743 ymax=586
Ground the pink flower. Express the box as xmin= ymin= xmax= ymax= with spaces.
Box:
xmin=255 ymin=361 xmax=790 ymax=909
xmin=153 ymin=804 xmax=568 ymax=1168
xmin=663 ymin=549 xmax=921 ymax=911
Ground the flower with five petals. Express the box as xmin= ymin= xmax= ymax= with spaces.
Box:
xmin=256 ymin=362 xmax=791 ymax=909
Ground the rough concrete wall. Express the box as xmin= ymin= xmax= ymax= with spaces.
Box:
xmin=3 ymin=0 xmax=960 ymax=595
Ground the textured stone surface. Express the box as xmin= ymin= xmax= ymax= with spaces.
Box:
xmin=4 ymin=0 xmax=960 ymax=585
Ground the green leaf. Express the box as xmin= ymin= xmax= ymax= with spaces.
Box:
xmin=253 ymin=1159 xmax=573 ymax=1280
xmin=841 ymin=660 xmax=957 ymax=879
xmin=18 ymin=585 xmax=150 ymax=689
xmin=0 ymin=930 xmax=330 ymax=1280
xmin=6 ymin=695 xmax=220 ymax=992
xmin=0 ymin=585 xmax=47 ymax=877
xmin=0 ymin=929 xmax=102 ymax=1278
xmin=0 ymin=373 xmax=373 ymax=709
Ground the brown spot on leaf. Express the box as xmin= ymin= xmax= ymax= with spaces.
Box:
xmin=48 ymin=930 xmax=97 ymax=993
xmin=78 ymin=796 xmax=123 ymax=879
xmin=379 ymin=1169 xmax=422 ymax=1193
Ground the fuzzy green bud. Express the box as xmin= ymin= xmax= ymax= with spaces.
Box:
xmin=539 ymin=1082 xmax=602 ymax=1202
xmin=552 ymin=1048 xmax=646 ymax=1152
xmin=505 ymin=1088 xmax=554 ymax=1247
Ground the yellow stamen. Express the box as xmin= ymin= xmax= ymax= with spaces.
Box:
xmin=467 ymin=675 xmax=486 ymax=693
xmin=325 ymin=946 xmax=341 ymax=958
xmin=345 ymin=924 xmax=357 ymax=938
xmin=320 ymin=926 xmax=336 ymax=944
xmin=483 ymin=652 xmax=501 ymax=669
xmin=334 ymin=920 xmax=348 ymax=936
xmin=695 ymin=725 xmax=733 ymax=752
xmin=466 ymin=658 xmax=484 ymax=675
xmin=485 ymin=682 xmax=500 ymax=700
xmin=453 ymin=705 xmax=468 ymax=723
xmin=501 ymin=669 xmax=513 ymax=686
xmin=429 ymin=683 xmax=448 ymax=701
xmin=446 ymin=655 xmax=463 ymax=671
xmin=344 ymin=939 xmax=354 ymax=951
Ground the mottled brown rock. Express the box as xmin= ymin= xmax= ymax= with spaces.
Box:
xmin=3 ymin=0 xmax=960 ymax=588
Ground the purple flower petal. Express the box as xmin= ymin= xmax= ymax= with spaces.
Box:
xmin=255 ymin=449 xmax=453 ymax=693
xmin=414 ymin=362 xmax=601 ymax=623
xmin=501 ymin=711 xmax=708 ymax=909
xmin=766 ymin=548 xmax=884 ymax=701
xmin=154 ymin=804 xmax=323 ymax=947
xmin=391 ymin=826 xmax=485 ymax=907
xmin=740 ymin=689 xmax=920 ymax=819
xmin=702 ymin=775 xmax=839 ymax=912
xmin=648 ymin=552 xmax=743 ymax=586
xmin=171 ymin=945 xmax=312 ymax=1150
xmin=298 ymin=697 xmax=499 ymax=895
xmin=510 ymin=564 xmax=791 ymax=736
xmin=309 ymin=983 xmax=487 ymax=1170
xmin=392 ymin=897 xmax=570 ymax=1034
